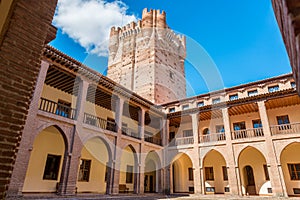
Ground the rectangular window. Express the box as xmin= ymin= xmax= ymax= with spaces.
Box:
xmin=291 ymin=82 xmax=296 ymax=88
xmin=263 ymin=165 xmax=270 ymax=180
xmin=216 ymin=125 xmax=225 ymax=133
xmin=183 ymin=129 xmax=193 ymax=137
xmin=126 ymin=165 xmax=133 ymax=183
xmin=78 ymin=159 xmax=91 ymax=182
xmin=197 ymin=101 xmax=204 ymax=107
xmin=225 ymin=187 xmax=230 ymax=192
xmin=169 ymin=131 xmax=175 ymax=141
xmin=233 ymin=121 xmax=246 ymax=130
xmin=277 ymin=115 xmax=290 ymax=125
xmin=252 ymin=119 xmax=262 ymax=128
xmin=229 ymin=94 xmax=238 ymax=101
xmin=248 ymin=89 xmax=258 ymax=97
xmin=222 ymin=166 xmax=228 ymax=181
xmin=188 ymin=168 xmax=194 ymax=181
xmin=106 ymin=117 xmax=116 ymax=132
xmin=268 ymin=85 xmax=279 ymax=93
xmin=288 ymin=164 xmax=300 ymax=180
xmin=212 ymin=98 xmax=221 ymax=104
xmin=182 ymin=104 xmax=189 ymax=110
xmin=43 ymin=154 xmax=61 ymax=180
xmin=56 ymin=99 xmax=71 ymax=118
xmin=169 ymin=107 xmax=175 ymax=113
xmin=205 ymin=167 xmax=214 ymax=180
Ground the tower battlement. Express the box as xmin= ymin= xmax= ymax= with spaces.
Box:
xmin=108 ymin=8 xmax=187 ymax=104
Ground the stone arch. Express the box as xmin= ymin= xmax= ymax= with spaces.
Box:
xmin=238 ymin=146 xmax=270 ymax=196
xmin=236 ymin=144 xmax=267 ymax=164
xmin=280 ymin=142 xmax=300 ymax=196
xmin=144 ymin=151 xmax=162 ymax=193
xmin=170 ymin=152 xmax=194 ymax=193
xmin=22 ymin=125 xmax=67 ymax=193
xmin=202 ymin=149 xmax=228 ymax=194
xmin=119 ymin=144 xmax=139 ymax=193
xmin=76 ymin=136 xmax=113 ymax=194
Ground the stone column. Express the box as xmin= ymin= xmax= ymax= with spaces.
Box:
xmin=111 ymin=96 xmax=124 ymax=194
xmin=257 ymin=101 xmax=286 ymax=197
xmin=7 ymin=60 xmax=50 ymax=197
xmin=222 ymin=108 xmax=240 ymax=195
xmin=58 ymin=78 xmax=89 ymax=195
xmin=191 ymin=113 xmax=202 ymax=194
xmin=138 ymin=108 xmax=145 ymax=193
xmin=139 ymin=108 xmax=145 ymax=140
xmin=200 ymin=167 xmax=205 ymax=194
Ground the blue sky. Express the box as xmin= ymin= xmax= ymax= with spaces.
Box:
xmin=51 ymin=0 xmax=291 ymax=97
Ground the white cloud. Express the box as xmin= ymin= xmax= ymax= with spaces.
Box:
xmin=53 ymin=0 xmax=137 ymax=56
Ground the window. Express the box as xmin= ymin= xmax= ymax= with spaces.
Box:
xmin=252 ymin=119 xmax=262 ymax=128
xmin=216 ymin=125 xmax=225 ymax=133
xmin=183 ymin=129 xmax=193 ymax=137
xmin=169 ymin=131 xmax=175 ymax=141
xmin=224 ymin=187 xmax=230 ymax=192
xmin=78 ymin=159 xmax=91 ymax=182
xmin=205 ymin=167 xmax=214 ymax=180
xmin=203 ymin=128 xmax=210 ymax=135
xmin=248 ymin=89 xmax=258 ymax=97
xmin=43 ymin=154 xmax=61 ymax=180
xmin=222 ymin=166 xmax=228 ymax=180
xmin=229 ymin=94 xmax=238 ymax=101
xmin=277 ymin=115 xmax=290 ymax=125
xmin=188 ymin=168 xmax=194 ymax=181
xmin=288 ymin=164 xmax=300 ymax=180
xmin=197 ymin=101 xmax=204 ymax=107
xmin=126 ymin=165 xmax=133 ymax=183
xmin=291 ymin=82 xmax=296 ymax=88
xmin=212 ymin=98 xmax=220 ymax=104
xmin=268 ymin=85 xmax=279 ymax=93
xmin=56 ymin=99 xmax=71 ymax=118
xmin=233 ymin=121 xmax=246 ymax=130
xmin=169 ymin=107 xmax=175 ymax=113
xmin=106 ymin=117 xmax=116 ymax=132
xmin=182 ymin=104 xmax=189 ymax=110
xmin=263 ymin=165 xmax=270 ymax=180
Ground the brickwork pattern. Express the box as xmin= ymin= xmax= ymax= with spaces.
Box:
xmin=0 ymin=0 xmax=57 ymax=199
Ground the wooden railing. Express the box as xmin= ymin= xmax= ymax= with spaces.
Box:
xmin=200 ymin=132 xmax=226 ymax=143
xmin=83 ymin=113 xmax=116 ymax=132
xmin=39 ymin=98 xmax=77 ymax=119
xmin=270 ymin=123 xmax=300 ymax=135
xmin=232 ymin=128 xmax=264 ymax=140
xmin=145 ymin=136 xmax=162 ymax=146
xmin=122 ymin=127 xmax=140 ymax=139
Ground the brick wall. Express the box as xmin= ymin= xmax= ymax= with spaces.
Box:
xmin=0 ymin=0 xmax=57 ymax=199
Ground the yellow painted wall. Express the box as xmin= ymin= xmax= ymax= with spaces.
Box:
xmin=280 ymin=142 xmax=300 ymax=196
xmin=238 ymin=147 xmax=269 ymax=195
xmin=76 ymin=137 xmax=109 ymax=193
xmin=267 ymin=105 xmax=300 ymax=125
xmin=203 ymin=150 xmax=228 ymax=194
xmin=23 ymin=126 xmax=65 ymax=192
xmin=119 ymin=146 xmax=135 ymax=192
xmin=173 ymin=154 xmax=193 ymax=192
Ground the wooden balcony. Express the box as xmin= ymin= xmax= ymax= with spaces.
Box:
xmin=122 ymin=127 xmax=140 ymax=139
xmin=83 ymin=113 xmax=116 ymax=132
xmin=39 ymin=98 xmax=77 ymax=120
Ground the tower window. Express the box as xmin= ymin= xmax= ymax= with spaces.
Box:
xmin=229 ymin=94 xmax=238 ymax=101
xmin=212 ymin=98 xmax=220 ymax=104
xmin=291 ymin=82 xmax=296 ymax=88
xmin=169 ymin=107 xmax=175 ymax=113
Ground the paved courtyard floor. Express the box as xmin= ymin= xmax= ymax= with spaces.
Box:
xmin=7 ymin=193 xmax=299 ymax=200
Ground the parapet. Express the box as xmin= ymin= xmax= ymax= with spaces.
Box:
xmin=142 ymin=8 xmax=166 ymax=28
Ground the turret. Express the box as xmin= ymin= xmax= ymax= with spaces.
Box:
xmin=142 ymin=8 xmax=167 ymax=29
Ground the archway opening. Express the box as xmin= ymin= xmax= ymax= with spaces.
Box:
xmin=119 ymin=145 xmax=138 ymax=193
xmin=171 ymin=153 xmax=194 ymax=193
xmin=203 ymin=150 xmax=228 ymax=194
xmin=23 ymin=126 xmax=66 ymax=193
xmin=76 ymin=137 xmax=111 ymax=194
xmin=144 ymin=151 xmax=161 ymax=193
xmin=280 ymin=142 xmax=300 ymax=196
xmin=238 ymin=146 xmax=270 ymax=196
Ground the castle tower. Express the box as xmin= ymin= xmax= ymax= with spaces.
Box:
xmin=107 ymin=8 xmax=186 ymax=104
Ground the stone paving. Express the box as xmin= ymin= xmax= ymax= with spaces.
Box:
xmin=6 ymin=193 xmax=299 ymax=200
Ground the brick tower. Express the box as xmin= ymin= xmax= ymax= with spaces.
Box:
xmin=107 ymin=8 xmax=186 ymax=104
